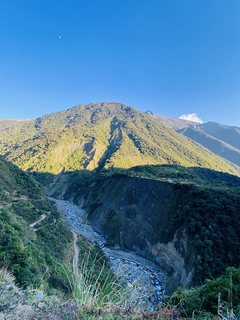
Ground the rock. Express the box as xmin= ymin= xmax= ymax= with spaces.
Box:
xmin=35 ymin=292 xmax=44 ymax=300
xmin=6 ymin=283 xmax=14 ymax=290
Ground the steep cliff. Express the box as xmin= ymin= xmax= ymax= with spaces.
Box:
xmin=81 ymin=168 xmax=240 ymax=294
xmin=83 ymin=176 xmax=192 ymax=293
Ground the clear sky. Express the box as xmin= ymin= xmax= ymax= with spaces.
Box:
xmin=1 ymin=0 xmax=240 ymax=126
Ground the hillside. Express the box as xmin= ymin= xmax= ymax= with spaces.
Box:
xmin=0 ymin=157 xmax=180 ymax=319
xmin=0 ymin=119 xmax=30 ymax=131
xmin=1 ymin=103 xmax=240 ymax=318
xmin=199 ymin=121 xmax=240 ymax=150
xmin=150 ymin=112 xmax=240 ymax=168
xmin=72 ymin=164 xmax=240 ymax=293
xmin=1 ymin=102 xmax=240 ymax=178
xmin=0 ymin=155 xmax=110 ymax=299
xmin=0 ymin=155 xmax=73 ymax=290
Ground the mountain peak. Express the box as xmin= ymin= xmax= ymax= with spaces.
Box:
xmin=0 ymin=102 xmax=240 ymax=177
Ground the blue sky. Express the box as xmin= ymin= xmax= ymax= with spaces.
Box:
xmin=0 ymin=0 xmax=240 ymax=126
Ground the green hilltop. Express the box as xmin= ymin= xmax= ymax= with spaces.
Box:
xmin=0 ymin=102 xmax=240 ymax=177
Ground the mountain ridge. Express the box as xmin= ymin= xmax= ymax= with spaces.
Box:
xmin=1 ymin=102 xmax=240 ymax=178
xmin=148 ymin=111 xmax=240 ymax=169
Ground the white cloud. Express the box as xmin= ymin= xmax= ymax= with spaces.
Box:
xmin=179 ymin=113 xmax=203 ymax=123
xmin=59 ymin=36 xmax=61 ymax=39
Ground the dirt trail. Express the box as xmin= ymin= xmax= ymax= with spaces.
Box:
xmin=71 ymin=230 xmax=79 ymax=275
xmin=29 ymin=214 xmax=46 ymax=229
xmin=42 ymin=265 xmax=49 ymax=279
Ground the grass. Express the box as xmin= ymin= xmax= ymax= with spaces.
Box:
xmin=61 ymin=250 xmax=133 ymax=317
xmin=0 ymin=266 xmax=14 ymax=283
xmin=59 ymin=249 xmax=176 ymax=319
xmin=8 ymin=262 xmax=240 ymax=319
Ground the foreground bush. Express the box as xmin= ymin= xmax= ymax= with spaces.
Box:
xmin=166 ymin=266 xmax=240 ymax=319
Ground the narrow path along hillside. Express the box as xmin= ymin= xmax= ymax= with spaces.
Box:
xmin=50 ymin=198 xmax=166 ymax=308
xmin=29 ymin=214 xmax=46 ymax=229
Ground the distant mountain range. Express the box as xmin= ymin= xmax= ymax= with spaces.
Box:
xmin=147 ymin=111 xmax=240 ymax=168
xmin=0 ymin=102 xmax=240 ymax=177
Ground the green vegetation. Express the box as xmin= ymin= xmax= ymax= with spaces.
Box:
xmin=0 ymin=155 xmax=44 ymax=199
xmin=0 ymin=157 xmax=72 ymax=291
xmin=0 ymin=203 xmax=71 ymax=290
xmin=103 ymin=209 xmax=121 ymax=246
xmin=1 ymin=103 xmax=240 ymax=318
xmin=169 ymin=182 xmax=240 ymax=284
xmin=111 ymin=163 xmax=240 ymax=186
xmin=63 ymin=248 xmax=129 ymax=316
xmin=0 ymin=266 xmax=175 ymax=320
xmin=152 ymin=112 xmax=240 ymax=168
xmin=167 ymin=267 xmax=240 ymax=318
xmin=76 ymin=235 xmax=112 ymax=287
xmin=68 ymin=164 xmax=240 ymax=295
xmin=0 ymin=156 xmax=112 ymax=300
xmin=124 ymin=165 xmax=240 ymax=289
xmin=1 ymin=102 xmax=240 ymax=177
xmin=64 ymin=164 xmax=240 ymax=204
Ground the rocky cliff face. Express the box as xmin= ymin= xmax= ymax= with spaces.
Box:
xmin=84 ymin=176 xmax=195 ymax=294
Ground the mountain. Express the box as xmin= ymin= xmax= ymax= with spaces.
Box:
xmin=1 ymin=104 xmax=240 ymax=317
xmin=148 ymin=112 xmax=240 ymax=168
xmin=145 ymin=111 xmax=198 ymax=130
xmin=199 ymin=121 xmax=240 ymax=150
xmin=1 ymin=102 xmax=240 ymax=179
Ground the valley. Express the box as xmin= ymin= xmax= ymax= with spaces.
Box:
xmin=51 ymin=197 xmax=166 ymax=308
xmin=1 ymin=102 xmax=240 ymax=318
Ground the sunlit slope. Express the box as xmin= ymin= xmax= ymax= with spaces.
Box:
xmin=151 ymin=113 xmax=240 ymax=168
xmin=0 ymin=102 xmax=240 ymax=176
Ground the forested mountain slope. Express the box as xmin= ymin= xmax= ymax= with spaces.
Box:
xmin=74 ymin=164 xmax=240 ymax=292
xmin=0 ymin=156 xmax=108 ymax=296
xmin=200 ymin=121 xmax=240 ymax=150
xmin=150 ymin=112 xmax=240 ymax=168
xmin=0 ymin=155 xmax=73 ymax=290
xmin=0 ymin=119 xmax=30 ymax=131
xmin=0 ymin=102 xmax=240 ymax=177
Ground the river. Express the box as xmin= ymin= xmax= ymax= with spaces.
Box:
xmin=50 ymin=198 xmax=166 ymax=309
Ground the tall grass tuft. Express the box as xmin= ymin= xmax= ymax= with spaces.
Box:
xmin=60 ymin=248 xmax=177 ymax=319
xmin=0 ymin=266 xmax=14 ymax=283
xmin=60 ymin=249 xmax=137 ymax=317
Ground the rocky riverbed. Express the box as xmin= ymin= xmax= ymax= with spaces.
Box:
xmin=50 ymin=198 xmax=166 ymax=310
